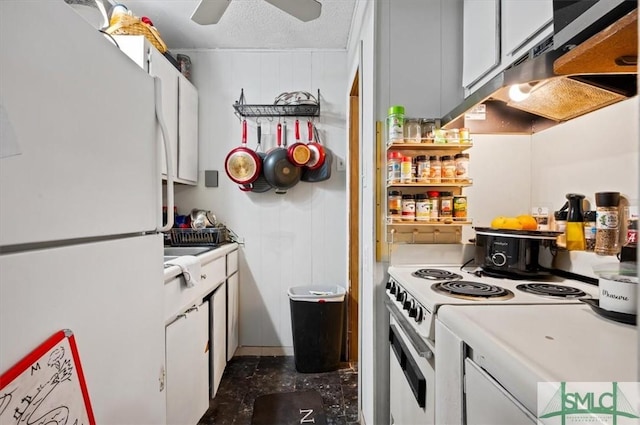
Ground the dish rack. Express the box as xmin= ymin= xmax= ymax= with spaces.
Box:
xmin=168 ymin=227 xmax=228 ymax=247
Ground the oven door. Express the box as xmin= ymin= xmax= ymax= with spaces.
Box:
xmin=465 ymin=358 xmax=536 ymax=425
xmin=386 ymin=299 xmax=435 ymax=425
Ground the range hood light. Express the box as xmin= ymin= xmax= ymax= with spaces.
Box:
xmin=508 ymin=83 xmax=534 ymax=102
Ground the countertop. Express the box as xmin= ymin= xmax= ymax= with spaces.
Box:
xmin=437 ymin=303 xmax=638 ymax=415
xmin=164 ymin=243 xmax=238 ymax=281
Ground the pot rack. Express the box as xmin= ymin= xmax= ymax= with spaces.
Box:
xmin=233 ymin=88 xmax=321 ymax=119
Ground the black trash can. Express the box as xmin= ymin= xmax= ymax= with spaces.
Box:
xmin=288 ymin=285 xmax=346 ymax=373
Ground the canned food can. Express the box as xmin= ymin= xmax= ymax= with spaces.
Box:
xmin=453 ymin=196 xmax=467 ymax=218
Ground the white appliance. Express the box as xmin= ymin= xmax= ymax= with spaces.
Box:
xmin=0 ymin=2 xmax=174 ymax=424
xmin=385 ymin=254 xmax=602 ymax=425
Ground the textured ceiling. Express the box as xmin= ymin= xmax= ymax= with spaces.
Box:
xmin=121 ymin=0 xmax=358 ymax=50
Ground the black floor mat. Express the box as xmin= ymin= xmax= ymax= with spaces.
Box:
xmin=251 ymin=390 xmax=327 ymax=425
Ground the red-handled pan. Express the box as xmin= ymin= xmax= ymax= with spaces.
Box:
xmin=305 ymin=120 xmax=326 ymax=170
xmin=225 ymin=119 xmax=261 ymax=185
xmin=287 ymin=119 xmax=311 ymax=166
xmin=263 ymin=121 xmax=301 ymax=194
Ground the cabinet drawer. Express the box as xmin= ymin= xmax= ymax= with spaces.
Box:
xmin=164 ymin=275 xmax=200 ymax=321
xmin=202 ymin=256 xmax=226 ymax=290
xmin=226 ymin=250 xmax=238 ymax=275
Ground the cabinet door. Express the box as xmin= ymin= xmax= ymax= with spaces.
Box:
xmin=178 ymin=75 xmax=198 ymax=183
xmin=166 ymin=302 xmax=210 ymax=425
xmin=502 ymin=0 xmax=553 ymax=59
xmin=210 ymin=283 xmax=227 ymax=398
xmin=462 ymin=0 xmax=500 ymax=89
xmin=149 ymin=49 xmax=179 ymax=180
xmin=227 ymin=272 xmax=239 ymax=361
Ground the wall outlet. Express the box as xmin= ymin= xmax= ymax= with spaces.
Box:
xmin=336 ymin=156 xmax=346 ymax=171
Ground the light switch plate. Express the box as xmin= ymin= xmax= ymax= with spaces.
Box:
xmin=205 ymin=170 xmax=219 ymax=187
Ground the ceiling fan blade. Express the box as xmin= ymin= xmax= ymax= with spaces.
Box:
xmin=263 ymin=0 xmax=322 ymax=22
xmin=190 ymin=0 xmax=231 ymax=25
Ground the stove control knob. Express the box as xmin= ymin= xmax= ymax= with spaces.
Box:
xmin=396 ymin=290 xmax=406 ymax=303
xmin=409 ymin=306 xmax=417 ymax=318
xmin=414 ymin=307 xmax=424 ymax=323
xmin=385 ymin=280 xmax=392 ymax=290
xmin=403 ymin=298 xmax=414 ymax=311
xmin=491 ymin=252 xmax=507 ymax=267
xmin=389 ymin=283 xmax=397 ymax=295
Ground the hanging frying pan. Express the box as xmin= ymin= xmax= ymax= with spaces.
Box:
xmin=301 ymin=125 xmax=332 ymax=182
xmin=287 ymin=119 xmax=311 ymax=166
xmin=225 ymin=119 xmax=261 ymax=185
xmin=263 ymin=121 xmax=301 ymax=194
xmin=240 ymin=121 xmax=272 ymax=193
xmin=305 ymin=120 xmax=326 ymax=170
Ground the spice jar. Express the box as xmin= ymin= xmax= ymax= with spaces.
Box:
xmin=421 ymin=120 xmax=435 ymax=142
xmin=415 ymin=193 xmax=430 ymax=221
xmin=388 ymin=190 xmax=402 ymax=222
xmin=400 ymin=156 xmax=413 ymax=183
xmin=453 ymin=196 xmax=467 ymax=220
xmin=441 ymin=155 xmax=456 ymax=183
xmin=401 ymin=194 xmax=416 ymax=221
xmin=387 ymin=105 xmax=405 ymax=142
xmin=595 ymin=191 xmax=621 ymax=256
xmin=428 ymin=156 xmax=441 ymax=183
xmin=454 ymin=153 xmax=469 ymax=181
xmin=415 ymin=155 xmax=429 ymax=183
xmin=387 ymin=151 xmax=402 ymax=184
xmin=428 ymin=191 xmax=439 ymax=222
xmin=583 ymin=210 xmax=597 ymax=252
xmin=439 ymin=191 xmax=454 ymax=221
xmin=405 ymin=118 xmax=422 ymax=143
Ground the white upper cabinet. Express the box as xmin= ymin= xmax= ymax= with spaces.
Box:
xmin=502 ymin=0 xmax=553 ymax=60
xmin=113 ymin=35 xmax=198 ymax=185
xmin=462 ymin=0 xmax=500 ymax=89
xmin=462 ymin=0 xmax=553 ymax=95
xmin=178 ymin=75 xmax=199 ymax=183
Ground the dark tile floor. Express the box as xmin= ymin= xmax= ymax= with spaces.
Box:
xmin=198 ymin=356 xmax=359 ymax=425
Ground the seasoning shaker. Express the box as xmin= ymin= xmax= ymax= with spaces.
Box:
xmin=595 ymin=191 xmax=621 ymax=256
xmin=583 ymin=210 xmax=597 ymax=252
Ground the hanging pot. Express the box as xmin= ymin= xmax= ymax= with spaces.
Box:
xmin=287 ymin=119 xmax=311 ymax=166
xmin=240 ymin=122 xmax=272 ymax=193
xmin=225 ymin=119 xmax=261 ymax=185
xmin=263 ymin=122 xmax=301 ymax=194
xmin=301 ymin=125 xmax=332 ymax=182
xmin=305 ymin=120 xmax=326 ymax=170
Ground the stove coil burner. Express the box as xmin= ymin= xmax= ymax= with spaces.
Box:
xmin=412 ymin=269 xmax=462 ymax=281
xmin=433 ymin=281 xmax=514 ymax=300
xmin=516 ymin=283 xmax=587 ymax=298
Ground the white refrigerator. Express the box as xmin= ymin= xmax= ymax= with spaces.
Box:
xmin=1 ymin=2 xmax=174 ymax=424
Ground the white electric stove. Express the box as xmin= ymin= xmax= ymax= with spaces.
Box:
xmin=386 ymin=264 xmax=599 ymax=342
xmin=385 ymin=260 xmax=604 ymax=425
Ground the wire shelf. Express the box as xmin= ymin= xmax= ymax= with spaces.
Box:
xmin=233 ymin=88 xmax=320 ymax=119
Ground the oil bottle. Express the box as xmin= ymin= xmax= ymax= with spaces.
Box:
xmin=565 ymin=193 xmax=586 ymax=251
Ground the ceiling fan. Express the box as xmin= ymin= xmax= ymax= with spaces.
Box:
xmin=191 ymin=0 xmax=322 ymax=25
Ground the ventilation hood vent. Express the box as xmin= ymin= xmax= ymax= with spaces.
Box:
xmin=441 ymin=7 xmax=637 ymax=134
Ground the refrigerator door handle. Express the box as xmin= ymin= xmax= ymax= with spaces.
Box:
xmin=154 ymin=76 xmax=175 ymax=232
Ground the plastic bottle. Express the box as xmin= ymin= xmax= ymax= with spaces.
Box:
xmin=428 ymin=156 xmax=441 ymax=183
xmin=441 ymin=155 xmax=456 ymax=183
xmin=401 ymin=194 xmax=416 ymax=221
xmin=388 ymin=190 xmax=402 ymax=222
xmin=439 ymin=191 xmax=454 ymax=221
xmin=565 ymin=193 xmax=585 ymax=251
xmin=415 ymin=155 xmax=429 ymax=183
xmin=428 ymin=191 xmax=440 ymax=222
xmin=595 ymin=191 xmax=621 ymax=256
xmin=583 ymin=210 xmax=597 ymax=252
xmin=415 ymin=193 xmax=430 ymax=221
xmin=400 ymin=156 xmax=413 ymax=183
xmin=387 ymin=151 xmax=401 ymax=183
xmin=387 ymin=106 xmax=405 ymax=143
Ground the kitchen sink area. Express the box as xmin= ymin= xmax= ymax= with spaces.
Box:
xmin=164 ymin=246 xmax=217 ymax=256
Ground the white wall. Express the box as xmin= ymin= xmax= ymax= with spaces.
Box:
xmin=172 ymin=49 xmax=348 ymax=348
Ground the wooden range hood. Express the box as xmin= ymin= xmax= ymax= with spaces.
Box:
xmin=441 ymin=8 xmax=638 ymax=134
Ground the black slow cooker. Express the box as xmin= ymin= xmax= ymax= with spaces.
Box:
xmin=474 ymin=227 xmax=563 ymax=278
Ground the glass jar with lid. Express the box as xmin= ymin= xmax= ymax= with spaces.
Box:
xmin=388 ymin=190 xmax=402 ymax=222
xmin=454 ymin=153 xmax=469 ymax=181
xmin=441 ymin=155 xmax=456 ymax=183
xmin=439 ymin=191 xmax=454 ymax=221
xmin=428 ymin=191 xmax=440 ymax=222
xmin=415 ymin=193 xmax=430 ymax=221
xmin=404 ymin=118 xmax=422 ymax=143
xmin=415 ymin=155 xmax=429 ymax=183
xmin=428 ymin=156 xmax=441 ymax=184
xmin=401 ymin=194 xmax=416 ymax=221
xmin=595 ymin=191 xmax=621 ymax=255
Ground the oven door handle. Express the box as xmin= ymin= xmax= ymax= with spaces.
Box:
xmin=385 ymin=297 xmax=433 ymax=359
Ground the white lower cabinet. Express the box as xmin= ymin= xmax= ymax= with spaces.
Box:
xmin=226 ymin=271 xmax=239 ymax=361
xmin=210 ymin=283 xmax=227 ymax=398
xmin=166 ymin=301 xmax=210 ymax=425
